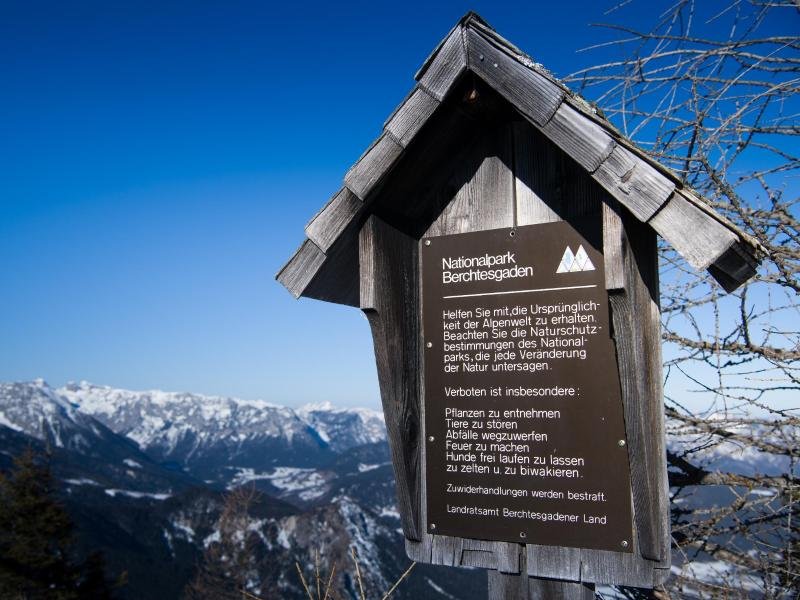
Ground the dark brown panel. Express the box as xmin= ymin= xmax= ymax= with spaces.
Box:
xmin=421 ymin=222 xmax=634 ymax=553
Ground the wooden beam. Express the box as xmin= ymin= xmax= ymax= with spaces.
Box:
xmin=607 ymin=211 xmax=670 ymax=565
xmin=359 ymin=216 xmax=422 ymax=540
xmin=385 ymin=87 xmax=440 ymax=147
xmin=275 ymin=239 xmax=325 ymax=299
xmin=465 ymin=28 xmax=564 ymax=126
xmin=603 ymin=199 xmax=626 ymax=291
xmin=649 ymin=192 xmax=737 ymax=271
xmin=416 ymin=26 xmax=467 ymax=101
xmin=344 ymin=133 xmax=404 ymax=201
xmin=489 ymin=548 xmax=595 ymax=599
xmin=305 ymin=188 xmax=362 ymax=253
xmin=540 ymin=102 xmax=615 ymax=172
xmin=592 ymin=145 xmax=675 ymax=222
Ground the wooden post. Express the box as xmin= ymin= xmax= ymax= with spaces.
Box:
xmin=488 ymin=548 xmax=595 ymax=599
xmin=278 ymin=14 xmax=762 ymax=594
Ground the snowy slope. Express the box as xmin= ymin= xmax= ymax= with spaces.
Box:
xmin=298 ymin=401 xmax=385 ymax=453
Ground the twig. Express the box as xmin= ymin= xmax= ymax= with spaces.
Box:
xmin=323 ymin=563 xmax=336 ymax=600
xmin=315 ymin=549 xmax=321 ymax=600
xmin=295 ymin=562 xmax=314 ymax=600
xmin=351 ymin=547 xmax=366 ymax=600
xmin=380 ymin=562 xmax=416 ymax=600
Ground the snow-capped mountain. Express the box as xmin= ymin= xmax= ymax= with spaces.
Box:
xmin=0 ymin=379 xmax=200 ymax=496
xmin=0 ymin=379 xmax=106 ymax=451
xmin=0 ymin=379 xmax=480 ymax=600
xmin=298 ymin=401 xmax=386 ymax=452
xmin=55 ymin=381 xmax=386 ymax=483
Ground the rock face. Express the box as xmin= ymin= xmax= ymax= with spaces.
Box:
xmin=0 ymin=380 xmax=484 ymax=600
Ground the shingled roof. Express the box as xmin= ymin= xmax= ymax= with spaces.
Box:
xmin=277 ymin=12 xmax=762 ymax=305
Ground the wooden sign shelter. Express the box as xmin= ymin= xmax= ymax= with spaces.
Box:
xmin=277 ymin=13 xmax=762 ymax=597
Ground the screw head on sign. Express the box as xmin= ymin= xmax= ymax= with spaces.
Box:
xmin=519 ymin=532 xmax=527 ymax=539
xmin=618 ymin=439 xmax=626 ymax=447
xmin=428 ymin=436 xmax=435 ymax=442
xmin=430 ymin=523 xmax=437 ymax=530
xmin=621 ymin=540 xmax=629 ymax=548
xmin=426 ymin=342 xmax=433 ymax=348
xmin=424 ymin=239 xmax=431 ymax=246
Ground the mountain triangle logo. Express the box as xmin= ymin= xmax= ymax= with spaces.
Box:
xmin=556 ymin=245 xmax=595 ymax=273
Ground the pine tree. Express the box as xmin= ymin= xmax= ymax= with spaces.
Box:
xmin=0 ymin=449 xmax=115 ymax=599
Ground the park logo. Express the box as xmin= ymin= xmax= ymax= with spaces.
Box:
xmin=556 ymin=245 xmax=595 ymax=273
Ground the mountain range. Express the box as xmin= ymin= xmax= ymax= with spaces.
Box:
xmin=0 ymin=380 xmax=483 ymax=599
xmin=1 ymin=380 xmax=791 ymax=599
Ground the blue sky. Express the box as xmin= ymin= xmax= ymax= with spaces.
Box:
xmin=0 ymin=1 xmax=783 ymax=408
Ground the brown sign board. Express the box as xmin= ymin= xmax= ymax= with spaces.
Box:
xmin=422 ymin=221 xmax=634 ymax=552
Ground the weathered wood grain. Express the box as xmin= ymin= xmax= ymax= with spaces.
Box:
xmin=649 ymin=192 xmax=737 ymax=271
xmin=275 ymin=239 xmax=325 ymax=299
xmin=385 ymin=87 xmax=441 ymax=147
xmin=526 ymin=545 xmax=580 ymax=581
xmin=305 ymin=187 xmax=362 ymax=253
xmin=540 ymin=102 xmax=616 ymax=172
xmin=513 ymin=122 xmax=562 ymax=225
xmin=593 ymin=145 xmax=675 ymax=221
xmin=527 ymin=580 xmax=595 ymax=600
xmin=608 ymin=212 xmax=670 ymax=564
xmin=490 ymin=548 xmax=595 ymax=599
xmin=425 ymin=126 xmax=514 ymax=236
xmin=579 ymin=547 xmax=657 ymax=587
xmin=603 ymin=199 xmax=626 ymax=291
xmin=359 ymin=216 xmax=422 ymax=540
xmin=370 ymin=84 xmax=489 ymax=237
xmin=344 ymin=133 xmax=404 ymax=201
xmin=417 ymin=26 xmax=467 ymax=101
xmin=514 ymin=119 xmax=603 ymax=227
xmin=466 ymin=28 xmax=564 ymax=126
xmin=461 ymin=538 xmax=519 ymax=571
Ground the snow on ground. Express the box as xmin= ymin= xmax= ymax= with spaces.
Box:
xmin=171 ymin=520 xmax=196 ymax=542
xmin=671 ymin=559 xmax=767 ymax=597
xmin=0 ymin=411 xmax=23 ymax=432
xmin=64 ymin=478 xmax=100 ymax=486
xmin=357 ymin=462 xmax=388 ymax=473
xmin=104 ymin=489 xmax=170 ymax=500
xmin=229 ymin=466 xmax=327 ymax=495
xmin=426 ymin=578 xmax=460 ymax=599
xmin=379 ymin=507 xmax=400 ymax=519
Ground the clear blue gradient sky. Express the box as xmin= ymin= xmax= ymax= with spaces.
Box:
xmin=0 ymin=1 xmax=769 ymax=407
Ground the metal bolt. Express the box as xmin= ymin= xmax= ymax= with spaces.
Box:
xmin=426 ymin=341 xmax=433 ymax=348
xmin=493 ymin=62 xmax=498 ymax=68
xmin=618 ymin=439 xmax=626 ymax=447
xmin=430 ymin=523 xmax=437 ymax=530
xmin=621 ymin=540 xmax=629 ymax=548
xmin=479 ymin=54 xmax=484 ymax=61
xmin=428 ymin=436 xmax=435 ymax=442
xmin=509 ymin=229 xmax=516 ymax=237
xmin=424 ymin=239 xmax=431 ymax=246
xmin=519 ymin=532 xmax=527 ymax=539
